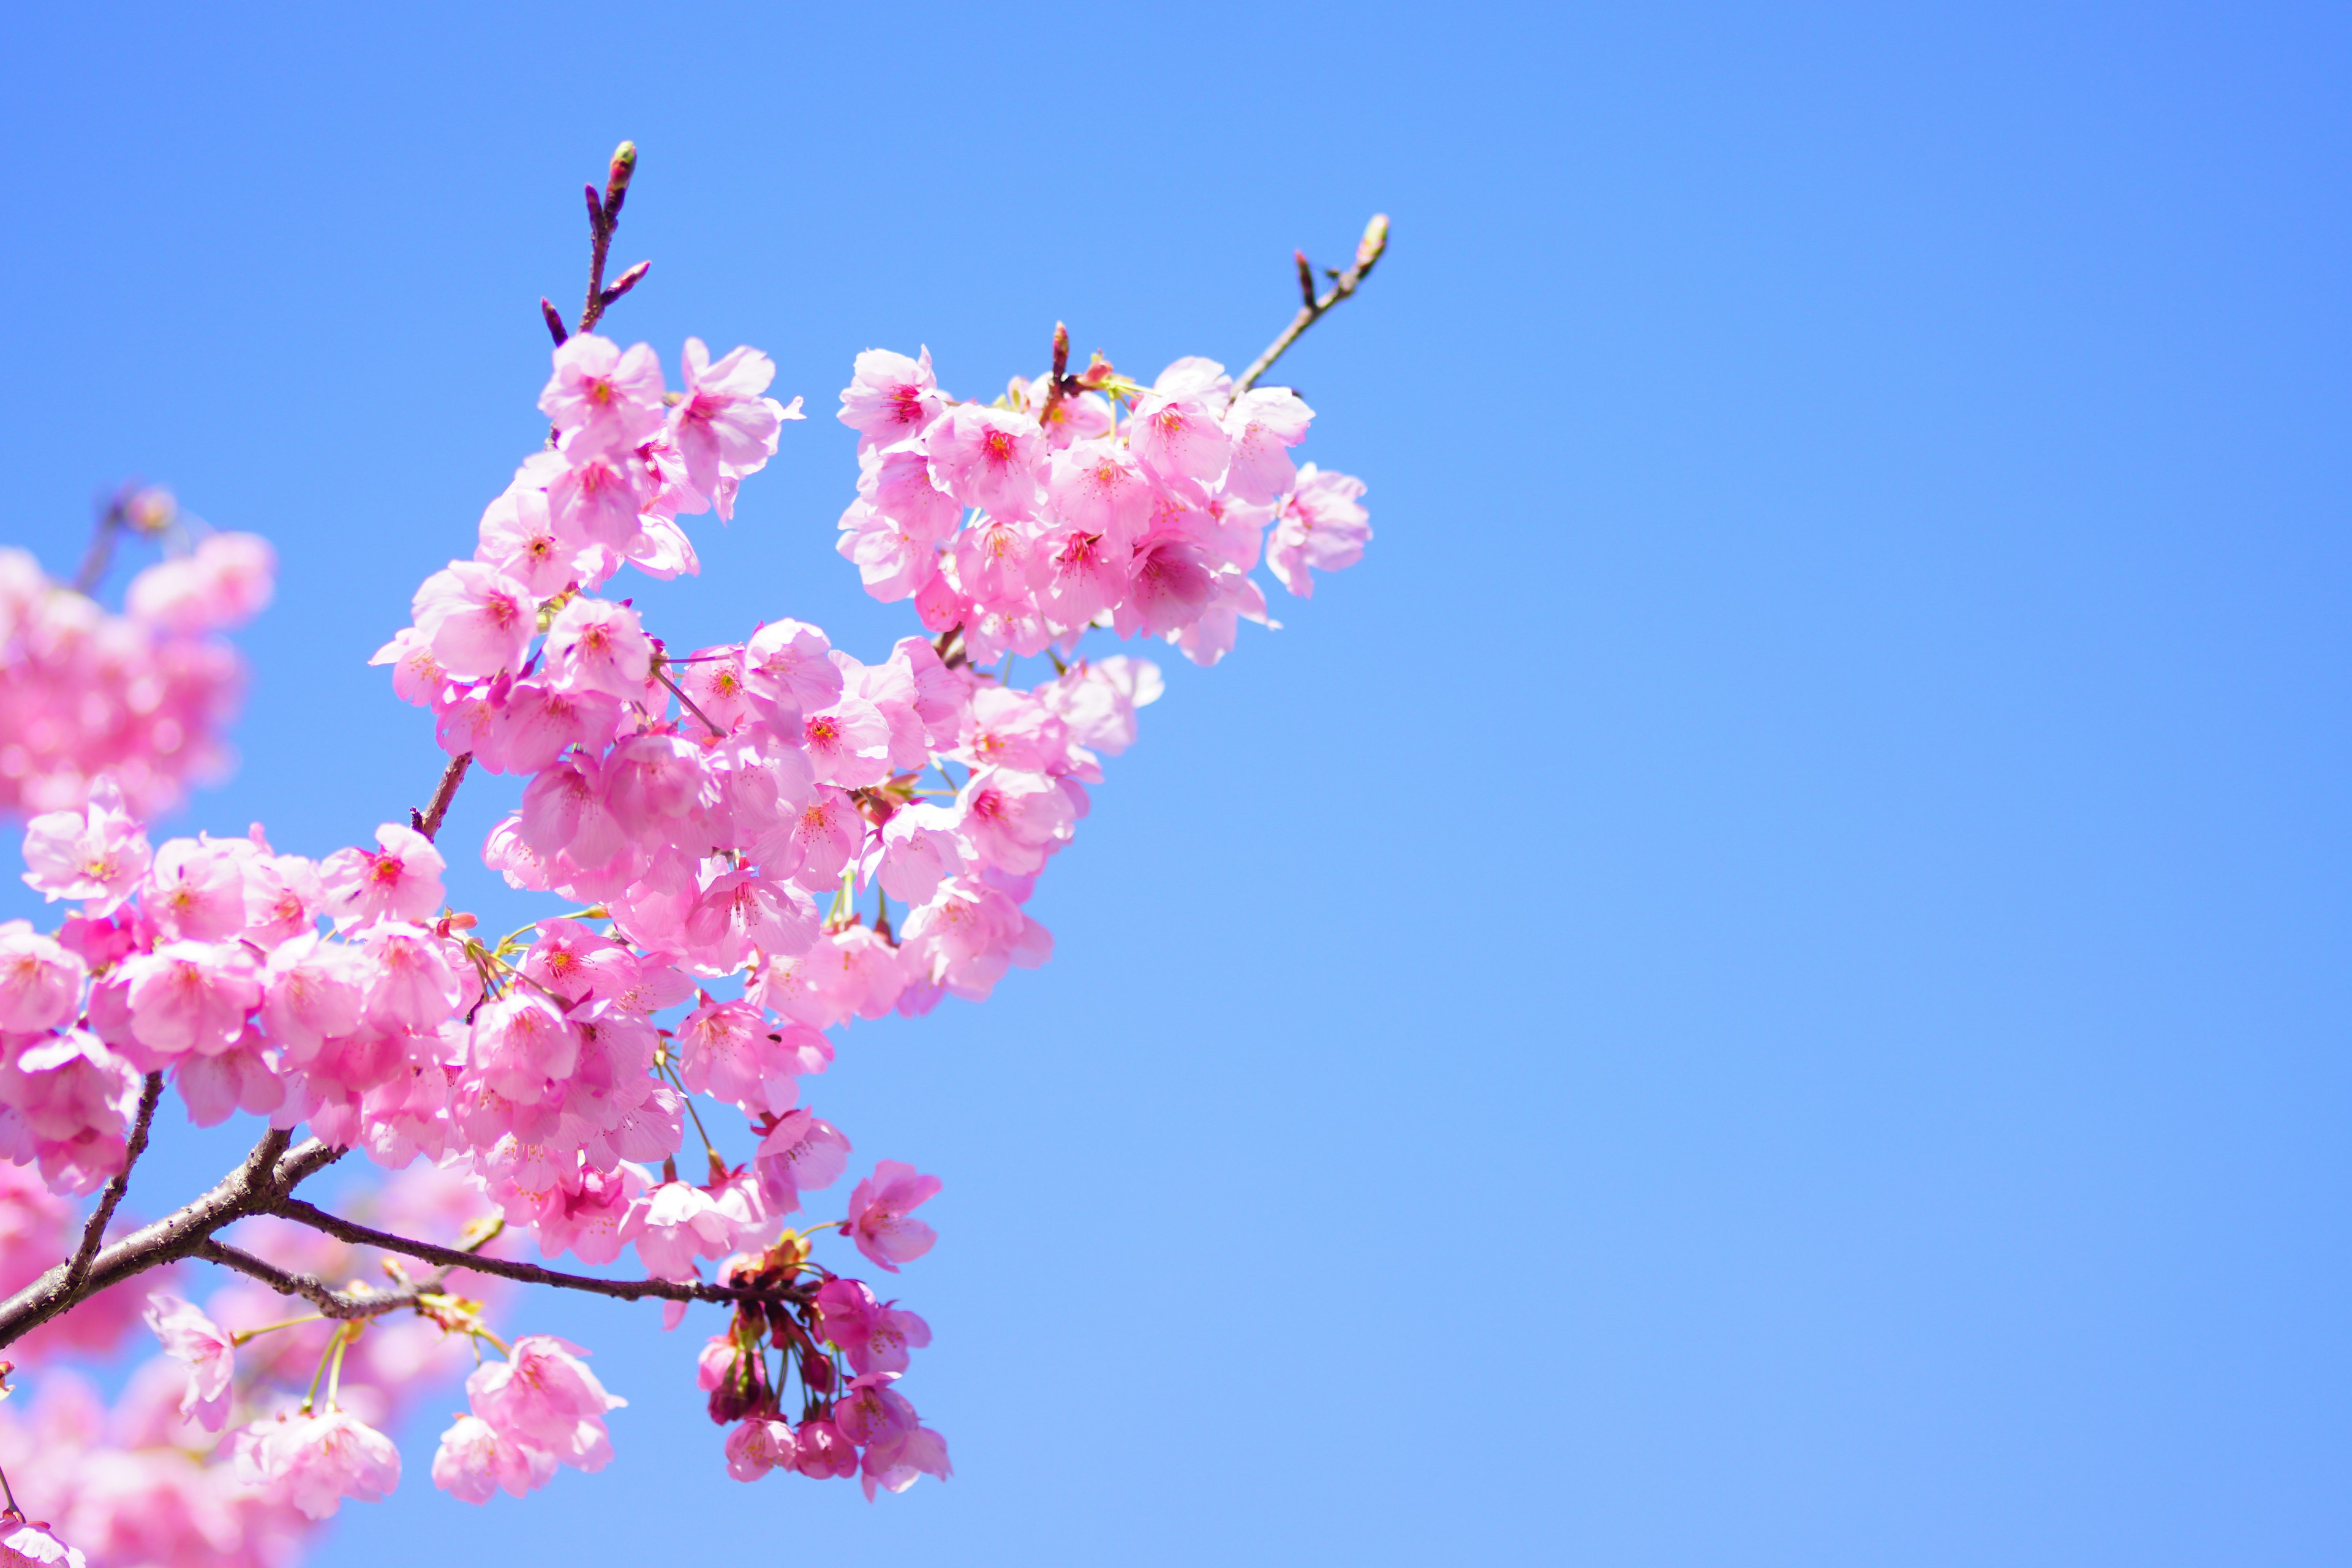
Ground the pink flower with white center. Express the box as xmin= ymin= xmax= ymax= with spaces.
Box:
xmin=1266 ymin=464 xmax=1371 ymax=597
xmin=860 ymin=447 xmax=962 ymax=541
xmin=838 ymin=347 xmax=944 ymax=451
xmin=0 ymin=923 xmax=85 ymax=1035
xmin=543 ymin=597 xmax=652 ymax=699
xmin=466 ymin=993 xmax=580 ymax=1104
xmin=119 ymin=941 xmax=259 ymax=1058
xmin=836 ymin=501 xmax=943 ymax=604
xmin=409 ymin=559 xmax=537 ymax=681
xmin=359 ymin=922 xmax=466 ymax=1031
xmin=844 ymin=1159 xmax=941 ymax=1273
xmin=318 ymin=821 xmax=445 ymax=929
xmin=1219 ymin=386 xmax=1316 ymax=504
xmin=260 ymin=932 xmax=366 ymax=1055
xmin=431 ymin=1412 xmax=557 ymax=1503
xmin=799 ymin=925 xmax=906 ymax=1023
xmin=233 ymin=1407 xmax=402 ymax=1518
xmin=956 ymin=767 xmax=1074 ymax=878
xmin=477 ymin=484 xmax=590 ymax=597
xmin=0 ymin=1518 xmax=84 ymax=1568
xmin=801 ymin=694 xmax=892 ymax=789
xmin=465 ymin=1335 xmax=625 ymax=1470
xmin=1127 ymin=388 xmax=1232 ymax=488
xmin=540 ymin=334 xmax=668 ymax=453
xmin=141 ymin=1292 xmax=235 ymax=1431
xmin=546 ymin=443 xmax=651 ymax=547
xmin=671 ymin=337 xmax=801 ymax=502
xmin=519 ymin=918 xmax=641 ymax=1007
xmin=815 ymin=1278 xmax=933 ymax=1376
xmin=1040 ymin=654 xmax=1163 ymax=758
xmin=20 ymin=783 xmax=150 ymax=912
xmin=928 ymin=405 xmax=1045 ymax=519
xmin=752 ymin=1109 xmax=851 ymax=1215
xmin=742 ymin=618 xmax=842 ymax=731
xmin=1120 ymin=535 xmax=1218 ymax=636
xmin=725 ymin=1417 xmax=798 ymax=1481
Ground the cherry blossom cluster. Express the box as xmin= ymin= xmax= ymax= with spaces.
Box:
xmin=836 ymin=345 xmax=1370 ymax=666
xmin=0 ymin=502 xmax=273 ymax=821
xmin=0 ymin=1165 xmax=511 ymax=1568
xmin=0 ymin=145 xmax=1381 ymax=1555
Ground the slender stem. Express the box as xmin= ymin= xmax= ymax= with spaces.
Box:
xmin=412 ymin=752 xmax=472 ymax=842
xmin=0 ymin=1461 xmax=19 ymax=1515
xmin=70 ymin=495 xmax=126 ymax=596
xmin=230 ymin=1312 xmax=328 ymax=1346
xmin=58 ymin=1071 xmax=164 ymax=1302
xmin=1231 ymin=214 xmax=1390 ymax=397
xmin=299 ymin=1322 xmax=344 ymax=1413
xmin=655 ymin=668 xmax=726 ymax=737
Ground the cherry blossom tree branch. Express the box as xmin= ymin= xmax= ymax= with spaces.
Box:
xmin=1230 ymin=213 xmax=1390 ymax=397
xmin=57 ymin=1071 xmax=164 ymax=1302
xmin=270 ymin=1198 xmax=816 ymax=1308
xmin=411 ymin=751 xmax=472 ymax=842
xmin=0 ymin=1132 xmax=344 ymax=1349
xmin=70 ymin=490 xmax=128 ymax=595
xmin=574 ymin=141 xmax=641 ymax=338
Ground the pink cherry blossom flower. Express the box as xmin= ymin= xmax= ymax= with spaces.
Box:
xmin=141 ymin=1292 xmax=235 ymax=1431
xmin=861 ymin=1420 xmax=952 ymax=1499
xmin=671 ymin=338 xmax=801 ymax=505
xmin=477 ymin=484 xmax=590 ymax=597
xmin=801 ymin=694 xmax=892 ymax=789
xmin=1266 ymin=464 xmax=1371 ymax=597
xmin=1127 ymin=388 xmax=1232 ymax=488
xmin=124 ymin=532 xmax=276 ymax=634
xmin=409 ymin=560 xmax=537 ymax=681
xmin=837 ymin=347 xmax=944 ymax=451
xmin=844 ymin=1159 xmax=941 ymax=1273
xmin=956 ymin=768 xmax=1074 ymax=877
xmin=431 ymin=1412 xmax=557 ymax=1503
xmin=815 ymin=1278 xmax=932 ymax=1376
xmin=232 ymin=1407 xmax=402 ymax=1519
xmin=318 ymin=821 xmax=446 ymax=929
xmin=118 ymin=941 xmax=260 ymax=1059
xmin=19 ymin=784 xmax=150 ymax=912
xmin=0 ymin=923 xmax=85 ymax=1034
xmin=790 ymin=1418 xmax=860 ymax=1480
xmin=540 ymin=334 xmax=668 ymax=453
xmin=742 ymin=619 xmax=842 ymax=731
xmin=464 ymin=1335 xmax=625 ymax=1470
xmin=546 ymin=443 xmax=651 ymax=548
xmin=928 ymin=405 xmax=1044 ymax=519
xmin=543 ymin=597 xmax=653 ymax=699
xmin=0 ymin=1029 xmax=140 ymax=1193
xmin=1219 ymin=386 xmax=1315 ymax=504
xmin=752 ymin=1109 xmax=851 ymax=1215
xmin=723 ymin=1417 xmax=797 ymax=1481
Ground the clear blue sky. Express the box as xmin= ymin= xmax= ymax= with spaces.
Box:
xmin=3 ymin=3 xmax=2348 ymax=1564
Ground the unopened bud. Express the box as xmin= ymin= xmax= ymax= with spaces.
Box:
xmin=1356 ymin=213 xmax=1390 ymax=273
xmin=603 ymin=140 xmax=638 ymax=225
xmin=123 ymin=486 xmax=177 ymax=535
xmin=540 ymin=297 xmax=569 ymax=346
xmin=800 ymin=1354 xmax=836 ymax=1395
xmin=600 ymin=258 xmax=649 ymax=307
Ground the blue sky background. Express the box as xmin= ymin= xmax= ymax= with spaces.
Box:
xmin=2 ymin=2 xmax=2348 ymax=1564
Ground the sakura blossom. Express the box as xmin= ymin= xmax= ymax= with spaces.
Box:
xmin=0 ymin=142 xmax=1382 ymax=1560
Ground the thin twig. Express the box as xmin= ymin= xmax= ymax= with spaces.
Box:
xmin=273 ymin=1198 xmax=814 ymax=1308
xmin=70 ymin=492 xmax=127 ymax=595
xmin=412 ymin=752 xmax=472 ymax=842
xmin=654 ymin=668 xmax=725 ymax=737
xmin=58 ymin=1072 xmax=164 ymax=1301
xmin=575 ymin=141 xmax=636 ymax=337
xmin=1230 ymin=213 xmax=1390 ymax=398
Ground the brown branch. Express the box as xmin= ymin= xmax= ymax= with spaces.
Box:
xmin=1231 ymin=213 xmax=1390 ymax=398
xmin=58 ymin=1071 xmax=164 ymax=1301
xmin=0 ymin=1132 xmax=343 ymax=1349
xmin=653 ymin=668 xmax=725 ymax=738
xmin=70 ymin=492 xmax=127 ymax=596
xmin=412 ymin=752 xmax=472 ymax=842
xmin=271 ymin=1198 xmax=813 ymax=1309
xmin=195 ymin=1241 xmax=451 ymax=1321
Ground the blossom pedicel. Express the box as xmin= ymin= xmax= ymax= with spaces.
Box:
xmin=0 ymin=143 xmax=1382 ymax=1556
